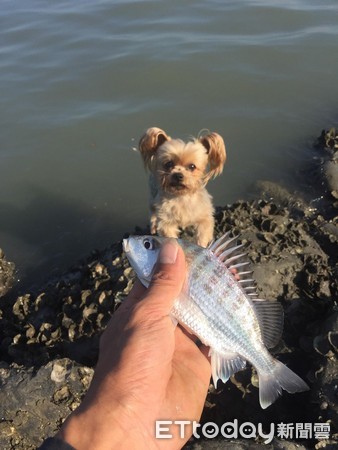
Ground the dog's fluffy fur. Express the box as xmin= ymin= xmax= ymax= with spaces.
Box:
xmin=138 ymin=127 xmax=226 ymax=247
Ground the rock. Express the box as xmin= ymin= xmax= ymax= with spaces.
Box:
xmin=0 ymin=359 xmax=89 ymax=449
xmin=184 ymin=438 xmax=308 ymax=450
xmin=316 ymin=127 xmax=338 ymax=206
xmin=324 ymin=160 xmax=338 ymax=194
xmin=50 ymin=359 xmax=72 ymax=383
xmin=0 ymin=249 xmax=15 ymax=297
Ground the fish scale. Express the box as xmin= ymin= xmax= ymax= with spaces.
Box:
xmin=186 ymin=248 xmax=260 ymax=349
xmin=123 ymin=234 xmax=309 ymax=409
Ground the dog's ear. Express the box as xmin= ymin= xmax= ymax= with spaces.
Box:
xmin=200 ymin=132 xmax=226 ymax=181
xmin=138 ymin=127 xmax=170 ymax=170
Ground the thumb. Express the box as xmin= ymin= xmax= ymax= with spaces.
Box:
xmin=141 ymin=238 xmax=186 ymax=314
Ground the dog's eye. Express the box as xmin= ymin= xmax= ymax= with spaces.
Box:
xmin=188 ymin=164 xmax=196 ymax=171
xmin=164 ymin=161 xmax=174 ymax=171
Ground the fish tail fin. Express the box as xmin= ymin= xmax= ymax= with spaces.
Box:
xmin=258 ymin=359 xmax=309 ymax=409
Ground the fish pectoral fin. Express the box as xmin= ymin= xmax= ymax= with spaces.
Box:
xmin=210 ymin=350 xmax=247 ymax=388
xmin=252 ymin=299 xmax=284 ymax=348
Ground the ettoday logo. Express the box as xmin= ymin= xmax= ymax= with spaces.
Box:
xmin=155 ymin=420 xmax=331 ymax=443
xmin=155 ymin=420 xmax=275 ymax=444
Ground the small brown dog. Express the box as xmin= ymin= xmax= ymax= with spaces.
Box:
xmin=139 ymin=127 xmax=226 ymax=247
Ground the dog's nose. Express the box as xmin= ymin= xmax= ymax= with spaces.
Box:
xmin=172 ymin=172 xmax=184 ymax=182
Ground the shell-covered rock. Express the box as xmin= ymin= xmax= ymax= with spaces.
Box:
xmin=0 ymin=249 xmax=15 ymax=298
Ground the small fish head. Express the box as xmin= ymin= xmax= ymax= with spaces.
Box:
xmin=123 ymin=235 xmax=163 ymax=287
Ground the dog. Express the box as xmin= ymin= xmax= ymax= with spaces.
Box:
xmin=138 ymin=127 xmax=226 ymax=247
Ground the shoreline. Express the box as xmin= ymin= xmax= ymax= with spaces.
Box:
xmin=0 ymin=129 xmax=337 ymax=449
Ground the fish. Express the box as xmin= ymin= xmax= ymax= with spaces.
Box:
xmin=122 ymin=233 xmax=309 ymax=409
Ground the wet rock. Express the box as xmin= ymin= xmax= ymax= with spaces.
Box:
xmin=185 ymin=438 xmax=308 ymax=450
xmin=53 ymin=385 xmax=71 ymax=404
xmin=50 ymin=359 xmax=72 ymax=383
xmin=0 ymin=359 xmax=90 ymax=449
xmin=313 ymin=335 xmax=335 ymax=358
xmin=328 ymin=331 xmax=338 ymax=353
xmin=253 ymin=180 xmax=307 ymax=213
xmin=316 ymin=127 xmax=338 ymax=207
xmin=0 ymin=249 xmax=15 ymax=298
xmin=325 ymin=160 xmax=338 ymax=195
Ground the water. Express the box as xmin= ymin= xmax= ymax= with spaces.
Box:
xmin=1 ymin=0 xmax=338 ymax=291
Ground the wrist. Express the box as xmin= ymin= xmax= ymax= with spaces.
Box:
xmin=56 ymin=403 xmax=155 ymax=450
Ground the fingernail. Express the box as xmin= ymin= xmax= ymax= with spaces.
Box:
xmin=159 ymin=239 xmax=179 ymax=264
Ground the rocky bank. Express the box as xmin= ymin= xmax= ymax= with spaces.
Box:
xmin=0 ymin=129 xmax=337 ymax=449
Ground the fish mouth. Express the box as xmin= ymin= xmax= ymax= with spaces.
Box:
xmin=122 ymin=238 xmax=150 ymax=288
xmin=122 ymin=238 xmax=130 ymax=254
xmin=139 ymin=275 xmax=150 ymax=288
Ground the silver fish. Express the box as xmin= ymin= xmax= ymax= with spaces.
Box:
xmin=123 ymin=234 xmax=309 ymax=409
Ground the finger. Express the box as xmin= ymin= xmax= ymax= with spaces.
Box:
xmin=125 ymin=279 xmax=146 ymax=303
xmin=199 ymin=344 xmax=211 ymax=362
xmin=117 ymin=280 xmax=146 ymax=312
xmin=140 ymin=238 xmax=186 ymax=315
xmin=179 ymin=324 xmax=200 ymax=344
xmin=230 ymin=267 xmax=240 ymax=281
xmin=177 ymin=325 xmax=211 ymax=360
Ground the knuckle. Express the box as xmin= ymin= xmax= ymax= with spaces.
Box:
xmin=151 ymin=269 xmax=173 ymax=284
xmin=149 ymin=270 xmax=181 ymax=293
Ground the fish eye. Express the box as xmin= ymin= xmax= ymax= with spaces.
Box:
xmin=143 ymin=238 xmax=153 ymax=250
xmin=188 ymin=163 xmax=196 ymax=171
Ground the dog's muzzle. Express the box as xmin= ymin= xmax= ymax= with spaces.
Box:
xmin=171 ymin=172 xmax=184 ymax=184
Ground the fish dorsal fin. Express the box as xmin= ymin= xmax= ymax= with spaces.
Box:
xmin=209 ymin=234 xmax=284 ymax=348
xmin=210 ymin=350 xmax=247 ymax=388
xmin=252 ymin=299 xmax=284 ymax=348
xmin=209 ymin=233 xmax=258 ymax=298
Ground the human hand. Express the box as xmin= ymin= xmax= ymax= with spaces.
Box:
xmin=57 ymin=239 xmax=211 ymax=449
